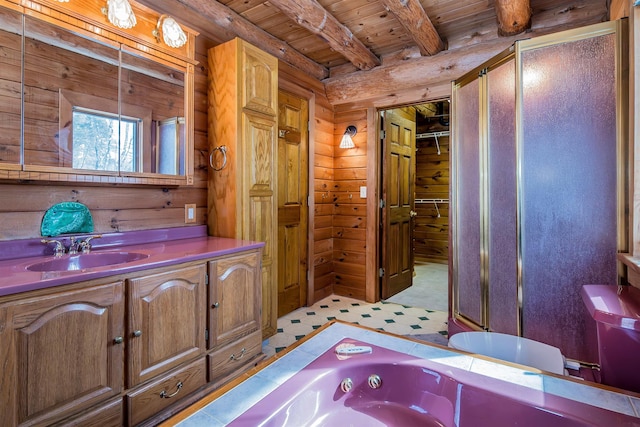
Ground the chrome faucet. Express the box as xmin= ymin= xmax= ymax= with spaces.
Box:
xmin=78 ymin=234 xmax=102 ymax=254
xmin=41 ymin=238 xmax=65 ymax=257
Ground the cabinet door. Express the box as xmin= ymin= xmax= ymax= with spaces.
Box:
xmin=242 ymin=112 xmax=278 ymax=337
xmin=240 ymin=40 xmax=278 ymax=116
xmin=208 ymin=250 xmax=262 ymax=349
xmin=0 ymin=281 xmax=124 ymax=426
xmin=127 ymin=264 xmax=206 ymax=387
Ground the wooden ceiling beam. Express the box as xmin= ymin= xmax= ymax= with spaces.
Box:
xmin=324 ymin=0 xmax=607 ymax=106
xmin=174 ymin=0 xmax=328 ymax=80
xmin=495 ymin=0 xmax=532 ymax=36
xmin=379 ymin=0 xmax=445 ymax=56
xmin=267 ymin=0 xmax=381 ymax=71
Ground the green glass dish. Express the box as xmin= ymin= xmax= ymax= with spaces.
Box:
xmin=41 ymin=202 xmax=94 ymax=237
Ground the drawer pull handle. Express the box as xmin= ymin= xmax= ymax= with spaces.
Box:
xmin=113 ymin=336 xmax=124 ymax=344
xmin=160 ymin=381 xmax=183 ymax=399
xmin=133 ymin=330 xmax=142 ymax=337
xmin=230 ymin=348 xmax=246 ymax=361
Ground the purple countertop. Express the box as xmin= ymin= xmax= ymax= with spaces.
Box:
xmin=0 ymin=225 xmax=264 ymax=297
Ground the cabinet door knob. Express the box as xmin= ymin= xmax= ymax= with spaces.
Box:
xmin=212 ymin=302 xmax=219 ymax=308
xmin=133 ymin=330 xmax=142 ymax=337
xmin=113 ymin=336 xmax=124 ymax=344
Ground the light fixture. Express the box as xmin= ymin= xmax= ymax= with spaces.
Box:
xmin=103 ymin=0 xmax=137 ymax=29
xmin=340 ymin=125 xmax=357 ymax=149
xmin=153 ymin=15 xmax=187 ymax=48
xmin=54 ymin=0 xmax=70 ymax=2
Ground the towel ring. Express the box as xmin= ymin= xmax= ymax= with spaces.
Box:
xmin=209 ymin=145 xmax=227 ymax=171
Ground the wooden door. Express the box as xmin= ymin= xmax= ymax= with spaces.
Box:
xmin=127 ymin=264 xmax=206 ymax=387
xmin=0 ymin=281 xmax=124 ymax=426
xmin=381 ymin=108 xmax=416 ymax=299
xmin=208 ymin=250 xmax=262 ymax=349
xmin=277 ymin=90 xmax=309 ymax=316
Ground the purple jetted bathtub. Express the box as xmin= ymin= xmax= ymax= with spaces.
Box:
xmin=228 ymin=339 xmax=640 ymax=427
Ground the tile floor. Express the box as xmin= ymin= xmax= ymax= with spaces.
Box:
xmin=263 ymin=263 xmax=450 ymax=357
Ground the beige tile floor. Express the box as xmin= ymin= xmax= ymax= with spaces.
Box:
xmin=263 ymin=263 xmax=449 ymax=357
xmin=386 ymin=261 xmax=448 ymax=311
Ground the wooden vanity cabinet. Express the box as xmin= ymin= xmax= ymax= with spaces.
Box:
xmin=0 ymin=280 xmax=125 ymax=427
xmin=207 ymin=249 xmax=263 ymax=383
xmin=0 ymin=248 xmax=262 ymax=426
xmin=126 ymin=264 xmax=207 ymax=387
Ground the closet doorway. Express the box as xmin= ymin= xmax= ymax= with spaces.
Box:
xmin=379 ymin=100 xmax=449 ymax=311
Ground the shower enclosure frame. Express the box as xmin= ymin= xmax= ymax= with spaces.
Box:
xmin=450 ymin=19 xmax=628 ymax=361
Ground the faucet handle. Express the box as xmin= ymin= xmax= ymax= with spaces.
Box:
xmin=79 ymin=234 xmax=102 ymax=254
xmin=41 ymin=239 xmax=65 ymax=257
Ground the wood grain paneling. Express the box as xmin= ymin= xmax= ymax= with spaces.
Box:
xmin=331 ymin=109 xmax=368 ymax=300
xmin=414 ymin=128 xmax=449 ymax=264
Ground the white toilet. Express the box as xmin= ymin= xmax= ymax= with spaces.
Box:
xmin=448 ymin=332 xmax=567 ymax=375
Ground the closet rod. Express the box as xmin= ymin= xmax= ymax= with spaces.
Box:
xmin=414 ymin=198 xmax=449 ymax=204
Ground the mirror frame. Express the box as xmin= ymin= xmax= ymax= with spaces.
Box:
xmin=0 ymin=0 xmax=197 ymax=186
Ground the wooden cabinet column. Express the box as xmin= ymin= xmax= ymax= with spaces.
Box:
xmin=208 ymin=38 xmax=278 ymax=338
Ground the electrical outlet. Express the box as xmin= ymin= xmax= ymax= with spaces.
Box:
xmin=184 ymin=204 xmax=196 ymax=224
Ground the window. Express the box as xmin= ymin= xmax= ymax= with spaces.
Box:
xmin=71 ymin=107 xmax=141 ymax=172
xmin=58 ymin=89 xmax=152 ymax=174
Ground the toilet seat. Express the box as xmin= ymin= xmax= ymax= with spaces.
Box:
xmin=448 ymin=331 xmax=566 ymax=375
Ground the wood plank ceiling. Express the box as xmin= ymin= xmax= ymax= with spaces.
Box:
xmin=161 ymin=0 xmax=609 ymax=103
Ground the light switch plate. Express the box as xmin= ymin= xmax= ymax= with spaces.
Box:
xmin=185 ymin=204 xmax=196 ymax=223
xmin=360 ymin=186 xmax=367 ymax=198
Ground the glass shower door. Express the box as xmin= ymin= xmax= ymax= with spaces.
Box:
xmin=519 ymin=31 xmax=621 ymax=360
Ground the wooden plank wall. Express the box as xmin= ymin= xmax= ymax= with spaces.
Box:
xmin=332 ymin=109 xmax=368 ymax=300
xmin=414 ymin=111 xmax=449 ymax=264
xmin=278 ymin=61 xmax=336 ymax=303
xmin=0 ymin=36 xmax=212 ymax=241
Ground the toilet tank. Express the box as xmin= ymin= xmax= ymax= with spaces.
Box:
xmin=581 ymin=284 xmax=640 ymax=393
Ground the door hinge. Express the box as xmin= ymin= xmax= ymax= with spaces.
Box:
xmin=306 ymin=270 xmax=310 ymax=281
xmin=307 ymin=120 xmax=310 ymax=132
xmin=380 ymin=130 xmax=386 ymax=139
xmin=379 ymin=199 xmax=386 ymax=208
xmin=204 ymin=273 xmax=209 ymax=285
xmin=307 ymin=195 xmax=312 ymax=206
xmin=205 ymin=329 xmax=209 ymax=342
xmin=379 ymin=268 xmax=385 ymax=278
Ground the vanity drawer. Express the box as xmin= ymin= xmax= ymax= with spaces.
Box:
xmin=126 ymin=358 xmax=206 ymax=426
xmin=208 ymin=330 xmax=262 ymax=383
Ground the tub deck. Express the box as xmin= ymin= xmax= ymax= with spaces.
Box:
xmin=164 ymin=321 xmax=640 ymax=426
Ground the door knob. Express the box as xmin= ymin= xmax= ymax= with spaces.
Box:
xmin=410 ymin=210 xmax=418 ymax=218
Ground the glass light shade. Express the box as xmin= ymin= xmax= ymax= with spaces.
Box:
xmin=339 ymin=125 xmax=357 ymax=149
xmin=160 ymin=16 xmax=187 ymax=48
xmin=106 ymin=0 xmax=137 ymax=29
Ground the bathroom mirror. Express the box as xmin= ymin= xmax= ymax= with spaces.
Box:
xmin=0 ymin=6 xmax=22 ymax=168
xmin=23 ymin=16 xmax=121 ymax=172
xmin=0 ymin=2 xmax=194 ymax=185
